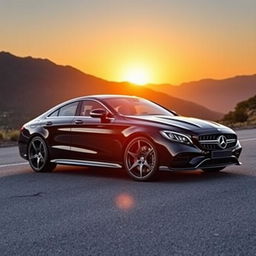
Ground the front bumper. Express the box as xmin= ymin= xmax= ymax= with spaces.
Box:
xmin=18 ymin=141 xmax=28 ymax=160
xmin=158 ymin=140 xmax=242 ymax=171
xmin=159 ymin=156 xmax=241 ymax=171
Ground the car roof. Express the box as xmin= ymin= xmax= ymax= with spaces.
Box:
xmin=71 ymin=94 xmax=140 ymax=101
xmin=38 ymin=95 xmax=142 ymax=119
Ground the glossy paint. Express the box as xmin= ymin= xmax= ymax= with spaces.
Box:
xmin=19 ymin=95 xmax=242 ymax=171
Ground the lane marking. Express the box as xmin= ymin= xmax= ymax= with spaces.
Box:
xmin=239 ymin=138 xmax=256 ymax=142
xmin=0 ymin=162 xmax=28 ymax=168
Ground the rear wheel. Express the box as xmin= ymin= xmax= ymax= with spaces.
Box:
xmin=28 ymin=136 xmax=56 ymax=172
xmin=201 ymin=167 xmax=225 ymax=173
xmin=124 ymin=137 xmax=158 ymax=181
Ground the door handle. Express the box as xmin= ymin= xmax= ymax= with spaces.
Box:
xmin=74 ymin=120 xmax=83 ymax=125
xmin=45 ymin=121 xmax=53 ymax=126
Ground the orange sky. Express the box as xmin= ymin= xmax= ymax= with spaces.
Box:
xmin=0 ymin=0 xmax=255 ymax=84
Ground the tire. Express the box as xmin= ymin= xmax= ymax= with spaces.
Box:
xmin=124 ymin=136 xmax=158 ymax=181
xmin=28 ymin=136 xmax=56 ymax=172
xmin=201 ymin=167 xmax=225 ymax=173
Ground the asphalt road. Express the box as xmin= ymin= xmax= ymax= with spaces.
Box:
xmin=0 ymin=129 xmax=255 ymax=256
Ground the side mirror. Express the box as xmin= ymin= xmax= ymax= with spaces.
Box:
xmin=90 ymin=108 xmax=107 ymax=118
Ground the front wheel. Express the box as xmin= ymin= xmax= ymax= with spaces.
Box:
xmin=124 ymin=137 xmax=158 ymax=181
xmin=201 ymin=167 xmax=225 ymax=173
xmin=28 ymin=136 xmax=56 ymax=172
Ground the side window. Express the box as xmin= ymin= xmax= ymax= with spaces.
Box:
xmin=59 ymin=102 xmax=79 ymax=117
xmin=79 ymin=100 xmax=105 ymax=116
xmin=48 ymin=109 xmax=59 ymax=117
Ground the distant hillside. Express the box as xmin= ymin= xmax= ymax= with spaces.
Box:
xmin=147 ymin=75 xmax=256 ymax=113
xmin=221 ymin=95 xmax=256 ymax=128
xmin=0 ymin=52 xmax=222 ymax=128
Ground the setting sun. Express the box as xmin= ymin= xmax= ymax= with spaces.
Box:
xmin=122 ymin=66 xmax=151 ymax=85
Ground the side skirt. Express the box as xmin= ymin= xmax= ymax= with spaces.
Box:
xmin=50 ymin=159 xmax=122 ymax=169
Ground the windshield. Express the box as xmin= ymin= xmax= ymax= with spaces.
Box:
xmin=104 ymin=97 xmax=174 ymax=116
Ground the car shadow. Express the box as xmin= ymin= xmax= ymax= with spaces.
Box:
xmin=156 ymin=169 xmax=243 ymax=183
xmin=54 ymin=165 xmax=128 ymax=181
xmin=53 ymin=165 xmax=245 ymax=183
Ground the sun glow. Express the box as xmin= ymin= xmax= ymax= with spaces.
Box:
xmin=122 ymin=66 xmax=151 ymax=85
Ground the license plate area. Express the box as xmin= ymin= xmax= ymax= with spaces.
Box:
xmin=211 ymin=150 xmax=232 ymax=159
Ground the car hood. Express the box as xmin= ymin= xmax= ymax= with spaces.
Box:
xmin=126 ymin=115 xmax=234 ymax=134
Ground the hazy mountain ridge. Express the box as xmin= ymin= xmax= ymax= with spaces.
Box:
xmin=0 ymin=52 xmax=222 ymax=128
xmin=222 ymin=94 xmax=256 ymax=127
xmin=148 ymin=74 xmax=256 ymax=113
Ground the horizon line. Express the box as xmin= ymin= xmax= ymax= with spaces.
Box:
xmin=1 ymin=50 xmax=256 ymax=86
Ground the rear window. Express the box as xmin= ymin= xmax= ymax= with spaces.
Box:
xmin=48 ymin=109 xmax=59 ymax=117
xmin=58 ymin=102 xmax=79 ymax=116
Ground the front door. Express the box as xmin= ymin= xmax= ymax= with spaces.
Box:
xmin=69 ymin=100 xmax=122 ymax=163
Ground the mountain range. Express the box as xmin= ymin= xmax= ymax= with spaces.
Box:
xmin=147 ymin=75 xmax=256 ymax=113
xmin=0 ymin=52 xmax=223 ymax=128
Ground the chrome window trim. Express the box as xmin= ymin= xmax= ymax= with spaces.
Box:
xmin=45 ymin=99 xmax=114 ymax=119
xmin=46 ymin=100 xmax=80 ymax=118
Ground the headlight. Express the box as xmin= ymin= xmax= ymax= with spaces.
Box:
xmin=160 ymin=131 xmax=193 ymax=145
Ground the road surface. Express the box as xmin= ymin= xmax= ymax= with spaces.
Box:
xmin=0 ymin=129 xmax=255 ymax=255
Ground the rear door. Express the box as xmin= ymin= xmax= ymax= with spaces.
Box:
xmin=41 ymin=101 xmax=79 ymax=160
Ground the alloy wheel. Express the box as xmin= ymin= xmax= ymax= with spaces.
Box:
xmin=125 ymin=137 xmax=157 ymax=180
xmin=28 ymin=137 xmax=47 ymax=171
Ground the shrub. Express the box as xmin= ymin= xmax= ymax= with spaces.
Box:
xmin=232 ymin=109 xmax=248 ymax=122
xmin=222 ymin=111 xmax=234 ymax=122
xmin=8 ymin=130 xmax=20 ymax=141
xmin=0 ymin=131 xmax=3 ymax=140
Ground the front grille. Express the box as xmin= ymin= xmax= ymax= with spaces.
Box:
xmin=199 ymin=134 xmax=219 ymax=141
xmin=198 ymin=134 xmax=237 ymax=151
xmin=199 ymin=134 xmax=236 ymax=141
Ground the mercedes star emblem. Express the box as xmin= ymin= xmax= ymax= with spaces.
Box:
xmin=218 ymin=135 xmax=227 ymax=149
